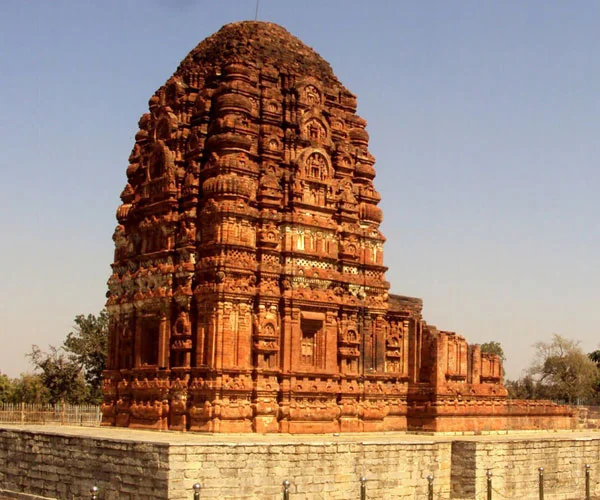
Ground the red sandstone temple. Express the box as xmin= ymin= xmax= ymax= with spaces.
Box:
xmin=102 ymin=21 xmax=574 ymax=433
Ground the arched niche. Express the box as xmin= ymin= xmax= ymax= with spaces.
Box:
xmin=148 ymin=141 xmax=175 ymax=180
xmin=296 ymin=79 xmax=323 ymax=107
xmin=300 ymin=114 xmax=331 ymax=145
xmin=297 ymin=148 xmax=333 ymax=183
xmin=154 ymin=109 xmax=178 ymax=141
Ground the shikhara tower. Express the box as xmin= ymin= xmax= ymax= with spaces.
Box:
xmin=103 ymin=21 xmax=573 ymax=433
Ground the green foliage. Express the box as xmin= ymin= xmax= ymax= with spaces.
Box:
xmin=26 ymin=309 xmax=108 ymax=405
xmin=589 ymin=349 xmax=600 ymax=367
xmin=63 ymin=310 xmax=108 ymax=403
xmin=507 ymin=335 xmax=600 ymax=404
xmin=0 ymin=373 xmax=13 ymax=403
xmin=480 ymin=341 xmax=506 ymax=361
xmin=28 ymin=345 xmax=89 ymax=404
xmin=10 ymin=373 xmax=51 ymax=404
xmin=505 ymin=374 xmax=548 ymax=400
xmin=528 ymin=334 xmax=599 ymax=404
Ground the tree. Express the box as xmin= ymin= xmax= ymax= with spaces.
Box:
xmin=28 ymin=345 xmax=89 ymax=404
xmin=10 ymin=373 xmax=50 ymax=404
xmin=63 ymin=310 xmax=108 ymax=403
xmin=0 ymin=373 xmax=13 ymax=403
xmin=528 ymin=334 xmax=599 ymax=404
xmin=26 ymin=310 xmax=108 ymax=405
xmin=481 ymin=341 xmax=506 ymax=361
xmin=505 ymin=374 xmax=548 ymax=400
xmin=589 ymin=349 xmax=600 ymax=367
xmin=588 ymin=349 xmax=600 ymax=402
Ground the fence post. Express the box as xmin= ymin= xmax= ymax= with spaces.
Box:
xmin=427 ymin=474 xmax=434 ymax=500
xmin=486 ymin=470 xmax=492 ymax=500
xmin=90 ymin=485 xmax=99 ymax=499
xmin=360 ymin=476 xmax=367 ymax=500
xmin=192 ymin=483 xmax=201 ymax=499
xmin=538 ymin=467 xmax=544 ymax=500
xmin=20 ymin=402 xmax=25 ymax=424
xmin=282 ymin=480 xmax=290 ymax=500
xmin=585 ymin=464 xmax=591 ymax=500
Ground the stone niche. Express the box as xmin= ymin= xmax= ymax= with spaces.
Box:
xmin=102 ymin=21 xmax=574 ymax=433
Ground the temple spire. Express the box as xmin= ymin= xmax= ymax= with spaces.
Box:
xmin=101 ymin=21 xmax=573 ymax=434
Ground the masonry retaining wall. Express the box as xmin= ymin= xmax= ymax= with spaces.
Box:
xmin=0 ymin=426 xmax=599 ymax=499
xmin=451 ymin=437 xmax=600 ymax=500
xmin=0 ymin=428 xmax=169 ymax=499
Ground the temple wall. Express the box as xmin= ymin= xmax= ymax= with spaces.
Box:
xmin=407 ymin=400 xmax=577 ymax=433
xmin=2 ymin=426 xmax=600 ymax=500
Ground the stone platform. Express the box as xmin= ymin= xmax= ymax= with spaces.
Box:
xmin=1 ymin=424 xmax=599 ymax=499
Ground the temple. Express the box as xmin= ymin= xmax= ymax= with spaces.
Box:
xmin=102 ymin=21 xmax=574 ymax=433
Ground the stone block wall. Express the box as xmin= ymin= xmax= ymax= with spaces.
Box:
xmin=0 ymin=427 xmax=451 ymax=500
xmin=0 ymin=428 xmax=170 ymax=500
xmin=168 ymin=441 xmax=451 ymax=499
xmin=2 ymin=426 xmax=600 ymax=500
xmin=451 ymin=437 xmax=600 ymax=500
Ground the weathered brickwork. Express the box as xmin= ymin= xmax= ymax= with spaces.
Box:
xmin=102 ymin=20 xmax=574 ymax=433
xmin=1 ymin=427 xmax=599 ymax=500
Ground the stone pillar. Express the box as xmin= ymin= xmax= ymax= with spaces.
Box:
xmin=470 ymin=344 xmax=481 ymax=385
xmin=213 ymin=302 xmax=225 ymax=370
xmin=402 ymin=320 xmax=410 ymax=377
xmin=459 ymin=339 xmax=468 ymax=378
xmin=194 ymin=299 xmax=212 ymax=367
xmin=408 ymin=319 xmax=422 ymax=383
xmin=236 ymin=302 xmax=253 ymax=370
xmin=158 ymin=312 xmax=169 ymax=369
xmin=288 ymin=307 xmax=302 ymax=372
xmin=134 ymin=318 xmax=142 ymax=368
xmin=374 ymin=315 xmax=387 ymax=373
xmin=281 ymin=304 xmax=295 ymax=373
xmin=107 ymin=317 xmax=118 ymax=370
xmin=324 ymin=311 xmax=338 ymax=373
xmin=361 ymin=314 xmax=374 ymax=374
xmin=434 ymin=335 xmax=447 ymax=388
xmin=220 ymin=301 xmax=235 ymax=368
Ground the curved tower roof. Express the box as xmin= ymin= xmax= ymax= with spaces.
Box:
xmin=175 ymin=21 xmax=340 ymax=86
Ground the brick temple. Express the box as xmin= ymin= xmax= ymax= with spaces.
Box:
xmin=102 ymin=21 xmax=574 ymax=433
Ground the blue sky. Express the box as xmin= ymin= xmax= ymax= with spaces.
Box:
xmin=1 ymin=1 xmax=598 ymax=379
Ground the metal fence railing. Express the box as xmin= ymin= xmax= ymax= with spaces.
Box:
xmin=0 ymin=403 xmax=101 ymax=426
xmin=3 ymin=403 xmax=600 ymax=430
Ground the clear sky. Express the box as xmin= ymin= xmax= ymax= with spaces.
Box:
xmin=1 ymin=1 xmax=598 ymax=380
